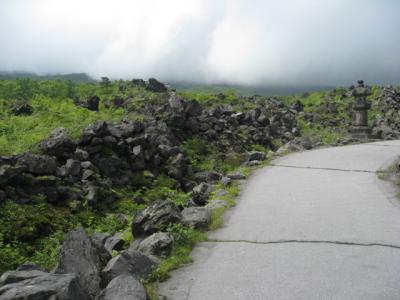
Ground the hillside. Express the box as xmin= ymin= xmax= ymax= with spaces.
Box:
xmin=0 ymin=77 xmax=399 ymax=298
xmin=0 ymin=72 xmax=95 ymax=83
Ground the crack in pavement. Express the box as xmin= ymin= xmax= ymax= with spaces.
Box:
xmin=361 ymin=143 xmax=400 ymax=148
xmin=207 ymin=239 xmax=400 ymax=250
xmin=269 ymin=163 xmax=382 ymax=174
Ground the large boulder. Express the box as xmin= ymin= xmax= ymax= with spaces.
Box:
xmin=41 ymin=128 xmax=76 ymax=159
xmin=82 ymin=121 xmax=110 ymax=141
xmin=246 ymin=151 xmax=266 ymax=162
xmin=0 ymin=165 xmax=26 ymax=186
xmin=96 ymin=155 xmax=129 ymax=179
xmin=104 ymin=234 xmax=125 ymax=254
xmin=194 ymin=171 xmax=222 ymax=184
xmin=96 ymin=274 xmax=147 ymax=300
xmin=74 ymin=148 xmax=90 ymax=161
xmin=64 ymin=158 xmax=81 ymax=176
xmin=131 ymin=79 xmax=146 ymax=88
xmin=0 ymin=272 xmax=89 ymax=300
xmin=12 ymin=102 xmax=33 ymax=117
xmin=17 ymin=153 xmax=58 ymax=175
xmin=91 ymin=232 xmax=110 ymax=250
xmin=168 ymin=92 xmax=185 ymax=112
xmin=83 ymin=95 xmax=100 ymax=111
xmin=0 ymin=189 xmax=6 ymax=202
xmin=110 ymin=120 xmax=145 ymax=138
xmin=137 ymin=232 xmax=174 ymax=258
xmin=10 ymin=102 xmax=33 ymax=116
xmin=185 ymin=100 xmax=203 ymax=117
xmin=206 ymin=199 xmax=228 ymax=212
xmin=227 ymin=171 xmax=246 ymax=180
xmin=132 ymin=200 xmax=182 ymax=237
xmin=76 ymin=96 xmax=100 ymax=112
xmin=291 ymin=100 xmax=304 ymax=112
xmin=16 ymin=262 xmax=44 ymax=272
xmin=157 ymin=144 xmax=181 ymax=159
xmin=167 ymin=153 xmax=189 ymax=180
xmin=192 ymin=182 xmax=212 ymax=206
xmin=55 ymin=228 xmax=110 ymax=299
xmin=182 ymin=207 xmax=211 ymax=230
xmin=0 ymin=270 xmax=48 ymax=285
xmin=102 ymin=249 xmax=157 ymax=283
xmin=84 ymin=183 xmax=117 ymax=206
xmin=146 ymin=78 xmax=167 ymax=92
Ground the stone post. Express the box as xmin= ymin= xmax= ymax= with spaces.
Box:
xmin=349 ymin=80 xmax=372 ymax=139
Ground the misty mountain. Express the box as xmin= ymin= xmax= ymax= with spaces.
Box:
xmin=0 ymin=71 xmax=95 ymax=83
xmin=170 ymin=81 xmax=335 ymax=96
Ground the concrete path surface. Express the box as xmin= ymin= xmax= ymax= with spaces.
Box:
xmin=159 ymin=140 xmax=400 ymax=300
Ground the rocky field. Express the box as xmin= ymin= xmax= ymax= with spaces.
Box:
xmin=0 ymin=77 xmax=399 ymax=299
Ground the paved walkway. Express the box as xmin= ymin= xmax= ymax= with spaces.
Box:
xmin=159 ymin=140 xmax=400 ymax=300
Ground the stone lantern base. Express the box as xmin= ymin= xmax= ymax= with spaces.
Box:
xmin=349 ymin=126 xmax=372 ymax=139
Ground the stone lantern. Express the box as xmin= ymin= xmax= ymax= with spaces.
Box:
xmin=349 ymin=80 xmax=372 ymax=139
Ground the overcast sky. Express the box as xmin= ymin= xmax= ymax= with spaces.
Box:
xmin=1 ymin=0 xmax=399 ymax=86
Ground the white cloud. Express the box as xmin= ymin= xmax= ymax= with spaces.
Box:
xmin=0 ymin=0 xmax=399 ymax=85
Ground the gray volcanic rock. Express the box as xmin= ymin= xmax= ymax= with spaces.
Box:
xmin=95 ymin=274 xmax=147 ymax=300
xmin=131 ymin=79 xmax=146 ymax=88
xmin=221 ymin=177 xmax=232 ymax=186
xmin=132 ymin=200 xmax=182 ymax=237
xmin=0 ymin=165 xmax=26 ymax=186
xmin=41 ymin=127 xmax=76 ymax=159
xmin=246 ymin=151 xmax=266 ymax=162
xmin=206 ymin=200 xmax=228 ymax=212
xmin=74 ymin=148 xmax=90 ymax=161
xmin=291 ymin=100 xmax=304 ymax=112
xmin=91 ymin=232 xmax=110 ymax=250
xmin=168 ymin=92 xmax=185 ymax=112
xmin=0 ymin=270 xmax=48 ymax=286
xmin=185 ymin=100 xmax=203 ymax=117
xmin=84 ymin=121 xmax=110 ymax=138
xmin=84 ymin=95 xmax=100 ymax=111
xmin=182 ymin=207 xmax=211 ymax=230
xmin=16 ymin=262 xmax=44 ymax=272
xmin=104 ymin=234 xmax=125 ymax=254
xmin=137 ymin=232 xmax=174 ymax=258
xmin=146 ymin=78 xmax=167 ymax=92
xmin=167 ymin=153 xmax=189 ymax=180
xmin=65 ymin=158 xmax=81 ymax=176
xmin=192 ymin=182 xmax=212 ymax=206
xmin=10 ymin=102 xmax=33 ymax=116
xmin=227 ymin=172 xmax=246 ymax=180
xmin=102 ymin=249 xmax=157 ymax=283
xmin=0 ymin=272 xmax=89 ymax=300
xmin=194 ymin=171 xmax=222 ymax=184
xmin=17 ymin=153 xmax=58 ymax=175
xmin=55 ymin=228 xmax=111 ymax=299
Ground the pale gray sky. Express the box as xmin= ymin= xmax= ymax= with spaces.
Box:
xmin=1 ymin=0 xmax=399 ymax=85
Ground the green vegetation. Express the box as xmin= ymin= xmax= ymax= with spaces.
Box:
xmin=0 ymin=96 xmax=124 ymax=155
xmin=0 ymin=78 xmax=166 ymax=156
xmin=0 ymin=195 xmax=143 ymax=273
xmin=377 ymin=163 xmax=398 ymax=181
xmin=182 ymin=136 xmax=251 ymax=173
xmin=208 ymin=182 xmax=241 ymax=230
